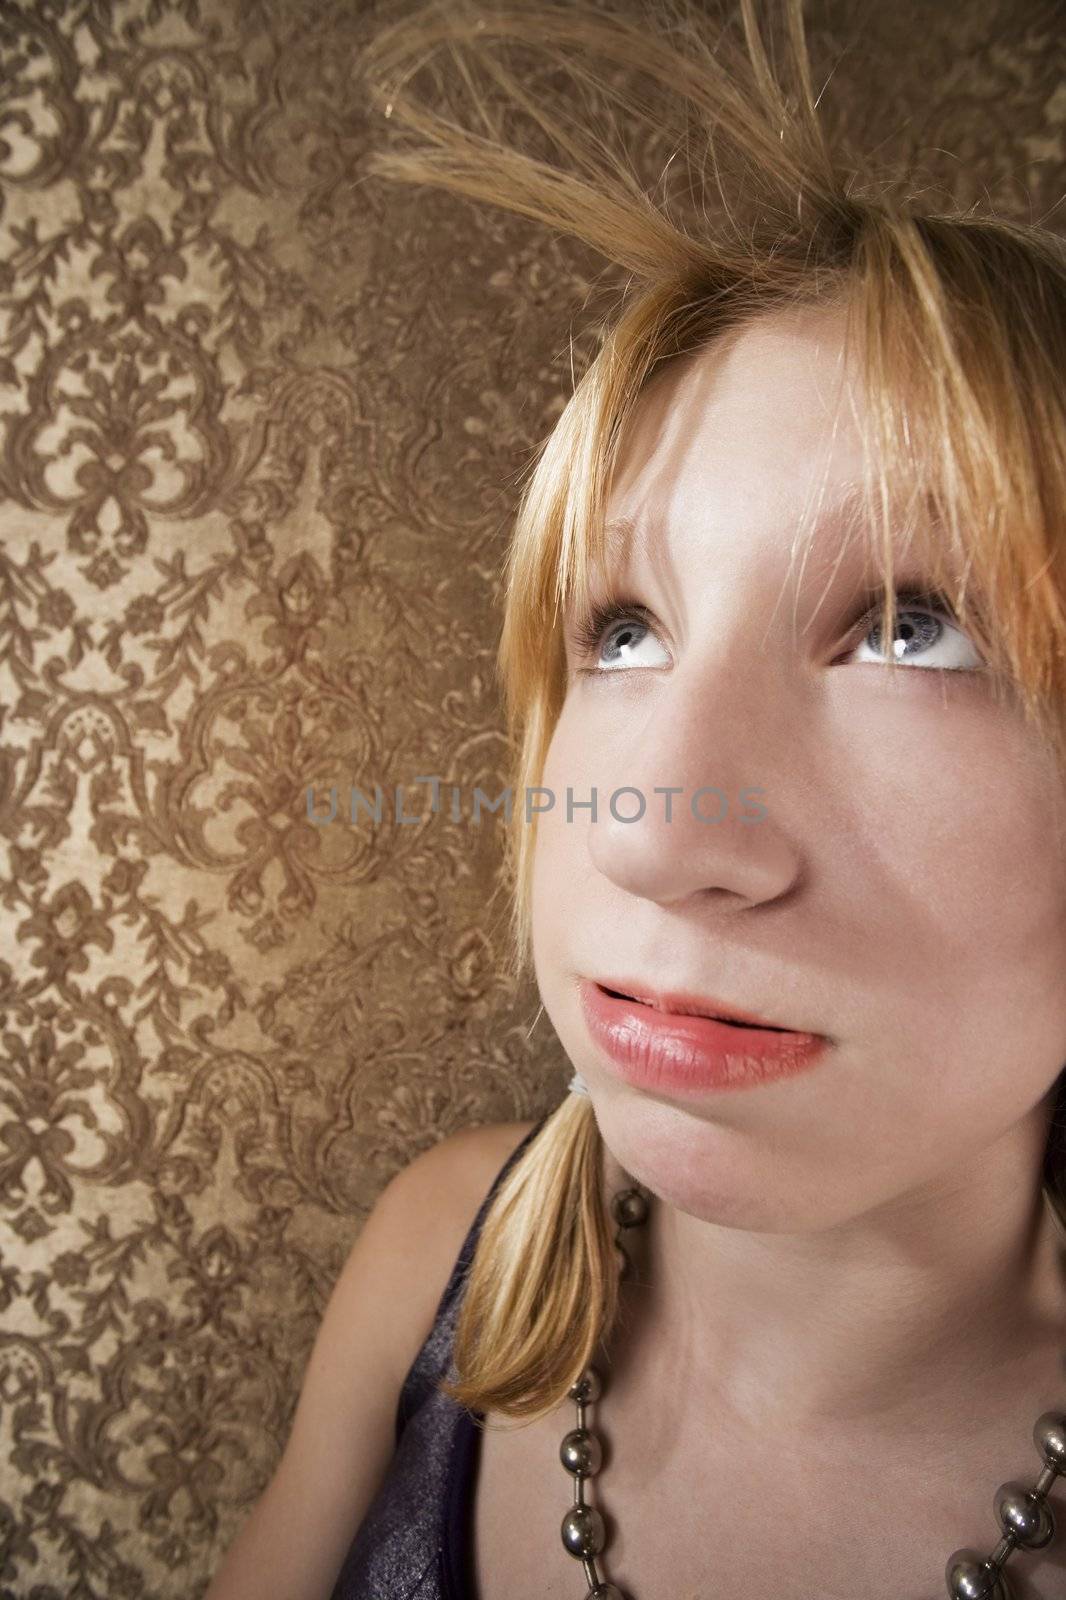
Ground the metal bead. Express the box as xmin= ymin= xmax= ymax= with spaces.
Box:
xmin=561 ymin=1502 xmax=606 ymax=1559
xmin=993 ymin=1480 xmax=1054 ymax=1549
xmin=611 ymin=1187 xmax=649 ymax=1228
xmin=560 ymin=1426 xmax=603 ymax=1477
xmin=945 ymin=1549 xmax=1012 ymax=1599
xmin=568 ymin=1366 xmax=602 ymax=1405
xmin=1034 ymin=1411 xmax=1066 ymax=1473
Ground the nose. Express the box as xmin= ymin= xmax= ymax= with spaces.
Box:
xmin=584 ymin=656 xmax=805 ymax=908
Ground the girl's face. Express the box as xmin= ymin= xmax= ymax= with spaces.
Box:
xmin=530 ymin=303 xmax=1066 ymax=1231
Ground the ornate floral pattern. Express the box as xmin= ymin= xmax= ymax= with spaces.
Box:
xmin=0 ymin=0 xmax=1061 ymax=1594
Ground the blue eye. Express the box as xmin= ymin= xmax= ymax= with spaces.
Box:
xmin=565 ymin=586 xmax=987 ymax=675
xmin=566 ymin=598 xmax=668 ymax=672
xmin=842 ymin=587 xmax=986 ymax=671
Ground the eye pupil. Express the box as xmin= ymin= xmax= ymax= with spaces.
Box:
xmin=568 ymin=599 xmax=658 ymax=667
xmin=868 ymin=609 xmax=941 ymax=662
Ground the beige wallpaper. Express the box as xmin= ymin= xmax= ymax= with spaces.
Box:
xmin=0 ymin=0 xmax=1062 ymax=1594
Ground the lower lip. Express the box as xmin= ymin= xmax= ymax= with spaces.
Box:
xmin=578 ymin=980 xmax=828 ymax=1096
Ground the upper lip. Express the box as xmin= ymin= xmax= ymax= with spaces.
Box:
xmin=591 ymin=978 xmax=800 ymax=1033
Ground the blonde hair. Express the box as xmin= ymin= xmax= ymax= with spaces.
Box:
xmin=358 ymin=0 xmax=1066 ymax=1421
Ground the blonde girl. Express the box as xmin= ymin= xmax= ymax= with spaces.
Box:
xmin=207 ymin=2 xmax=1066 ymax=1597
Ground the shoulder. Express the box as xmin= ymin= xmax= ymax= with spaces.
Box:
xmin=371 ymin=1119 xmax=540 ymax=1389
xmin=392 ymin=1118 xmax=540 ymax=1198
xmin=433 ymin=1117 xmax=541 ymax=1180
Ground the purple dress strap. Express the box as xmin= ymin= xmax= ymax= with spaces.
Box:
xmin=328 ymin=1114 xmax=550 ymax=1600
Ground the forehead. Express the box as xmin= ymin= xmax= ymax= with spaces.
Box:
xmin=602 ymin=303 xmax=876 ymax=574
xmin=605 ymin=302 xmax=857 ymax=540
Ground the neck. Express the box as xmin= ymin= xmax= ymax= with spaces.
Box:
xmin=604 ymin=1102 xmax=1066 ymax=1448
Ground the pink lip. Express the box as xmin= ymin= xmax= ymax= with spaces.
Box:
xmin=591 ymin=977 xmax=792 ymax=1030
xmin=578 ymin=979 xmax=828 ymax=1097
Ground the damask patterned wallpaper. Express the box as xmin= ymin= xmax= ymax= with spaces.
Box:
xmin=0 ymin=0 xmax=1061 ymax=1594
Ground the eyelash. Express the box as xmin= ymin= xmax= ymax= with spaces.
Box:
xmin=567 ymin=586 xmax=969 ymax=673
xmin=568 ymin=597 xmax=655 ymax=664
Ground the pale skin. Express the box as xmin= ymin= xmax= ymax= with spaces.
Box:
xmin=473 ymin=302 xmax=1066 ymax=1598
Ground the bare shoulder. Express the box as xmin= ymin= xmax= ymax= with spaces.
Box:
xmin=375 ymin=1119 xmax=540 ymax=1385
xmin=428 ymin=1117 xmax=540 ymax=1179
xmin=201 ymin=1118 xmax=542 ymax=1600
xmin=401 ymin=1116 xmax=539 ymax=1190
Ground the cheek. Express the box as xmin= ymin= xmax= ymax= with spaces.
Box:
xmin=530 ymin=708 xmax=593 ymax=963
xmin=534 ymin=702 xmax=588 ymax=844
xmin=817 ymin=676 xmax=1066 ymax=1127
xmin=826 ymin=673 xmax=1066 ymax=945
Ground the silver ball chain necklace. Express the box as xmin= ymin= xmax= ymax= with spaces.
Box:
xmin=560 ymin=1071 xmax=1066 ymax=1600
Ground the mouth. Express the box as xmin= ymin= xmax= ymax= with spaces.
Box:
xmin=595 ymin=982 xmax=796 ymax=1033
xmin=580 ymin=978 xmax=828 ymax=1093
